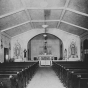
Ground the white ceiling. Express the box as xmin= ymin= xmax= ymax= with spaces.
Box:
xmin=0 ymin=0 xmax=88 ymax=37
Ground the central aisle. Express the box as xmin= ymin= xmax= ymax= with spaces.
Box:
xmin=26 ymin=67 xmax=66 ymax=88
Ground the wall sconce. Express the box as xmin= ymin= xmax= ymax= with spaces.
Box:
xmin=1 ymin=39 xmax=3 ymax=49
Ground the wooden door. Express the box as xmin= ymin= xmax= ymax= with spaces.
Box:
xmin=83 ymin=39 xmax=88 ymax=62
xmin=4 ymin=48 xmax=9 ymax=62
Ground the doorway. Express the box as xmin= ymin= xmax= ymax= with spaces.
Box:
xmin=4 ymin=48 xmax=9 ymax=62
xmin=83 ymin=39 xmax=88 ymax=61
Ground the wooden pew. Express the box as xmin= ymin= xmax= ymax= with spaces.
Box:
xmin=67 ymin=70 xmax=88 ymax=88
xmin=0 ymin=66 xmax=27 ymax=88
xmin=52 ymin=61 xmax=88 ymax=88
xmin=0 ymin=74 xmax=20 ymax=88
xmin=0 ymin=62 xmax=39 ymax=88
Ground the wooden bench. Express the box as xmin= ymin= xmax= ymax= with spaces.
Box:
xmin=0 ymin=62 xmax=39 ymax=88
xmin=52 ymin=61 xmax=88 ymax=88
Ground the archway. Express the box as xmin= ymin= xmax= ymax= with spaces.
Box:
xmin=27 ymin=33 xmax=63 ymax=60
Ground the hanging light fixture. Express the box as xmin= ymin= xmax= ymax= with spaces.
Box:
xmin=42 ymin=24 xmax=48 ymax=28
xmin=42 ymin=24 xmax=48 ymax=54
xmin=43 ymin=34 xmax=47 ymax=37
xmin=42 ymin=24 xmax=48 ymax=33
xmin=42 ymin=24 xmax=48 ymax=41
xmin=42 ymin=7 xmax=49 ymax=54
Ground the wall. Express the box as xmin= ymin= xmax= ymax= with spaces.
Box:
xmin=11 ymin=28 xmax=80 ymax=61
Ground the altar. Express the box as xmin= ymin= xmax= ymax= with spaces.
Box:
xmin=38 ymin=33 xmax=54 ymax=66
xmin=38 ymin=54 xmax=53 ymax=66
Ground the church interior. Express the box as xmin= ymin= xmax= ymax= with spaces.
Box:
xmin=0 ymin=0 xmax=88 ymax=88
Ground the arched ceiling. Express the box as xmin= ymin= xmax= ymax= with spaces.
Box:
xmin=0 ymin=0 xmax=88 ymax=37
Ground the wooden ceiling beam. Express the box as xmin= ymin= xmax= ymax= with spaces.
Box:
xmin=56 ymin=0 xmax=71 ymax=28
xmin=1 ymin=21 xmax=30 ymax=32
xmin=31 ymin=20 xmax=60 ymax=22
xmin=1 ymin=19 xmax=88 ymax=32
xmin=27 ymin=7 xmax=64 ymax=10
xmin=61 ymin=20 xmax=88 ymax=31
xmin=20 ymin=0 xmax=34 ymax=28
xmin=0 ymin=8 xmax=24 ymax=19
xmin=67 ymin=8 xmax=88 ymax=17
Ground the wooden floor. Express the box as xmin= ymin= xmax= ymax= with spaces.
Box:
xmin=26 ymin=67 xmax=66 ymax=88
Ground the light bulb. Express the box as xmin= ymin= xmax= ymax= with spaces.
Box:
xmin=43 ymin=34 xmax=47 ymax=37
xmin=42 ymin=24 xmax=48 ymax=28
